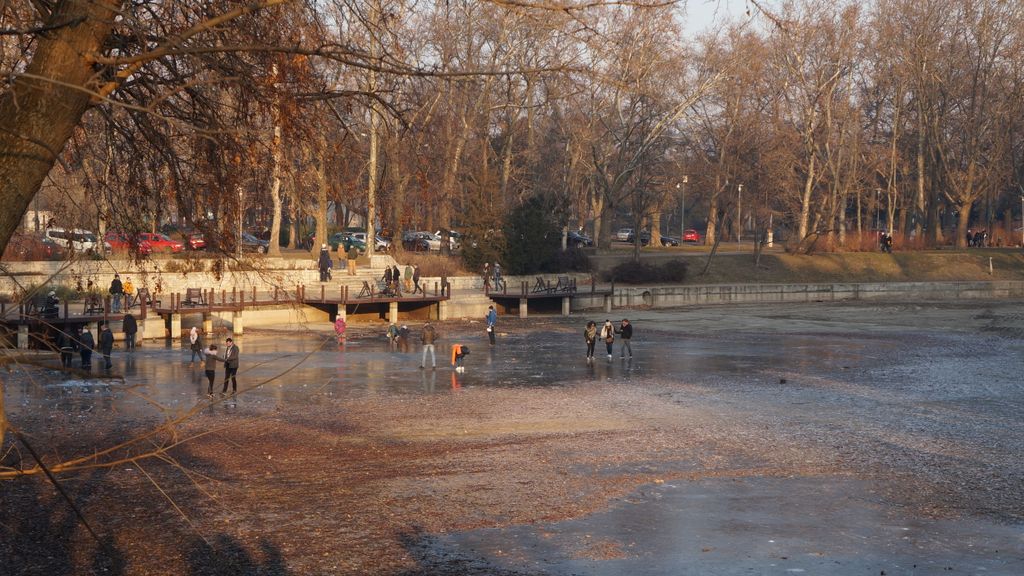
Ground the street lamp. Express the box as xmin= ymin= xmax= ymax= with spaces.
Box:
xmin=677 ymin=175 xmax=688 ymax=239
xmin=874 ymin=188 xmax=880 ymax=230
xmin=737 ymin=183 xmax=743 ymax=246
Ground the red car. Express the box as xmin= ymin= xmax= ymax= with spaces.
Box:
xmin=138 ymin=232 xmax=184 ymax=253
xmin=186 ymin=233 xmax=206 ymax=250
xmin=104 ymin=232 xmax=154 ymax=255
xmin=683 ymin=229 xmax=702 ymax=243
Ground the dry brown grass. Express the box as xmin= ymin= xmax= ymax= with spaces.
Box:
xmin=590 ymin=248 xmax=1024 ymax=285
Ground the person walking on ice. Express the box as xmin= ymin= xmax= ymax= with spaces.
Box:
xmin=220 ymin=337 xmax=239 ymax=396
xmin=202 ymin=344 xmax=219 ymax=397
xmin=420 ymin=321 xmax=438 ymax=369
xmin=485 ymin=305 xmax=497 ymax=346
xmin=600 ymin=319 xmax=614 ymax=361
xmin=584 ymin=320 xmax=597 ymax=363
xmin=615 ymin=318 xmax=633 ymax=359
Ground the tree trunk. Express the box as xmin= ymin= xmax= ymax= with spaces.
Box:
xmin=268 ymin=123 xmax=283 ymax=256
xmin=0 ymin=0 xmax=122 ymax=253
xmin=956 ymin=202 xmax=973 ymax=248
xmin=798 ymin=153 xmax=817 ymax=240
xmin=650 ymin=211 xmax=662 ymax=247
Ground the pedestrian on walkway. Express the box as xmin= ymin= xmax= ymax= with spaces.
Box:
xmin=403 ymin=264 xmax=413 ymax=293
xmin=391 ymin=265 xmax=401 ymax=294
xmin=123 ymin=277 xmax=135 ymax=309
xmin=383 ymin=265 xmax=394 ymax=289
xmin=79 ymin=326 xmax=94 ymax=370
xmin=584 ymin=320 xmax=597 ymax=363
xmin=202 ymin=344 xmax=219 ymax=397
xmin=109 ymin=274 xmax=123 ymax=313
xmin=317 ymin=244 xmax=333 ymax=282
xmin=99 ymin=321 xmax=114 ymax=369
xmin=411 ymin=264 xmax=422 ymax=294
xmin=493 ymin=262 xmax=502 ymax=290
xmin=420 ymin=321 xmax=438 ymax=369
xmin=189 ymin=326 xmax=203 ymax=365
xmin=485 ymin=305 xmax=497 ymax=346
xmin=346 ymin=243 xmax=359 ymax=276
xmin=482 ymin=262 xmax=491 ymax=291
xmin=123 ymin=312 xmax=138 ymax=351
xmin=600 ymin=319 xmax=615 ymax=360
xmin=615 ymin=318 xmax=633 ymax=359
xmin=221 ymin=337 xmax=239 ymax=395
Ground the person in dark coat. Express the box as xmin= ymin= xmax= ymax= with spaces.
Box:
xmin=317 ymin=244 xmax=333 ymax=282
xmin=411 ymin=265 xmax=422 ymax=294
xmin=383 ymin=265 xmax=394 ymax=292
xmin=391 ymin=265 xmax=401 ymax=293
xmin=98 ymin=321 xmax=114 ymax=369
xmin=123 ymin=312 xmax=138 ymax=351
xmin=220 ymin=337 xmax=239 ymax=395
xmin=615 ymin=318 xmax=633 ymax=359
xmin=109 ymin=274 xmax=124 ymax=313
xmin=79 ymin=326 xmax=95 ymax=370
xmin=57 ymin=330 xmax=75 ymax=368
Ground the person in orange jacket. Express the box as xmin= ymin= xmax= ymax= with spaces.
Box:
xmin=451 ymin=343 xmax=469 ymax=372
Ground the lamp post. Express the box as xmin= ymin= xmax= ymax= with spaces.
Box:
xmin=874 ymin=188 xmax=880 ymax=230
xmin=1020 ymin=195 xmax=1023 ymax=247
xmin=677 ymin=175 xmax=688 ymax=239
xmin=737 ymin=183 xmax=743 ymax=246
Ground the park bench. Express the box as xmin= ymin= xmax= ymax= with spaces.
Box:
xmin=531 ymin=276 xmax=552 ymax=294
xmin=554 ymin=276 xmax=575 ymax=293
xmin=357 ymin=280 xmax=374 ymax=299
xmin=83 ymin=293 xmax=104 ymax=314
xmin=183 ymin=288 xmax=206 ymax=307
xmin=130 ymin=287 xmax=160 ymax=309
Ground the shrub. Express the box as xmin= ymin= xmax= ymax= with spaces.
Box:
xmin=602 ymin=259 xmax=688 ymax=284
xmin=544 ymin=247 xmax=591 ymax=273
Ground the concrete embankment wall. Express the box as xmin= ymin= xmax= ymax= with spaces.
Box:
xmin=598 ymin=280 xmax=1024 ymax=309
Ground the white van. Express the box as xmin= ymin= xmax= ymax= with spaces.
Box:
xmin=44 ymin=228 xmax=102 ymax=252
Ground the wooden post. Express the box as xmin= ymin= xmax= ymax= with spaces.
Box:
xmin=320 ymin=285 xmax=325 ymax=303
xmin=63 ymin=300 xmax=68 ymax=319
xmin=232 ymin=287 xmax=237 ymax=303
xmin=222 ymin=289 xmax=227 ymax=304
xmin=252 ymin=286 xmax=257 ymax=303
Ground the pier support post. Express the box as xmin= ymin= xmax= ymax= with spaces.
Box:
xmin=561 ymin=296 xmax=571 ymax=316
xmin=202 ymin=313 xmax=213 ymax=335
xmin=165 ymin=313 xmax=181 ymax=339
xmin=232 ymin=310 xmax=244 ymax=336
xmin=438 ymin=299 xmax=450 ymax=321
xmin=388 ymin=301 xmax=398 ymax=324
xmin=604 ymin=294 xmax=612 ymax=313
xmin=17 ymin=325 xmax=29 ymax=349
xmin=519 ymin=298 xmax=528 ymax=319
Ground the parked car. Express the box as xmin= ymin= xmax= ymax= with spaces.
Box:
xmin=186 ymin=233 xmax=206 ymax=250
xmin=2 ymin=232 xmax=66 ymax=261
xmin=104 ymin=232 xmax=154 ymax=255
xmin=567 ymin=231 xmax=594 ymax=248
xmin=402 ymin=231 xmax=441 ymax=252
xmin=349 ymin=232 xmax=390 ymax=252
xmin=327 ymin=232 xmax=366 ymax=253
xmin=682 ymin=229 xmax=702 ymax=243
xmin=615 ymin=228 xmax=633 ymax=242
xmin=44 ymin=227 xmax=106 ymax=252
xmin=434 ymin=230 xmax=462 ymax=251
xmin=137 ymin=232 xmax=184 ymax=253
xmin=240 ymin=232 xmax=269 ymax=254
xmin=660 ymin=235 xmax=680 ymax=246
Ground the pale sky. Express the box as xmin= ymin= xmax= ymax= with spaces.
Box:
xmin=683 ymin=0 xmax=767 ymax=35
